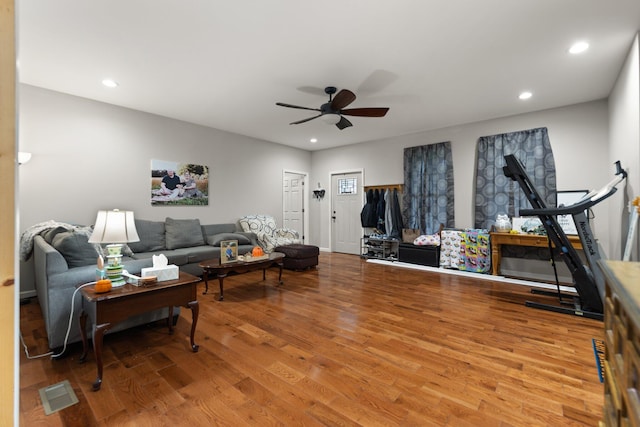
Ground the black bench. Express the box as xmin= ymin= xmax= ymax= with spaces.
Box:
xmin=398 ymin=243 xmax=440 ymax=267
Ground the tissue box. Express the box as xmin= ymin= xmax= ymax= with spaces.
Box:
xmin=141 ymin=265 xmax=179 ymax=282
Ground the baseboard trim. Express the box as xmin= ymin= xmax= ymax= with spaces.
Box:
xmin=367 ymin=259 xmax=577 ymax=293
xmin=20 ymin=290 xmax=36 ymax=299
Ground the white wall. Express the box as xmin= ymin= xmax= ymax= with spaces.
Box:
xmin=609 ymin=33 xmax=640 ymax=260
xmin=311 ymin=100 xmax=611 ymax=252
xmin=18 ymin=84 xmax=311 ymax=228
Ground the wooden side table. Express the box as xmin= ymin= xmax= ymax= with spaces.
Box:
xmin=489 ymin=232 xmax=583 ymax=276
xmin=79 ymin=271 xmax=200 ymax=391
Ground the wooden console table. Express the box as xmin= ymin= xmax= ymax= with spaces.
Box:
xmin=489 ymin=232 xmax=583 ymax=276
xmin=79 ymin=271 xmax=200 ymax=391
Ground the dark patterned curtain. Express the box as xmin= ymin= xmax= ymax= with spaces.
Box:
xmin=474 ymin=127 xmax=556 ymax=229
xmin=402 ymin=142 xmax=454 ymax=235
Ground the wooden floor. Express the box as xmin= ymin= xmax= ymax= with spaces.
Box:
xmin=20 ymin=252 xmax=604 ymax=426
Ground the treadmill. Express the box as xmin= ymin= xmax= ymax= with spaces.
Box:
xmin=502 ymin=154 xmax=627 ymax=320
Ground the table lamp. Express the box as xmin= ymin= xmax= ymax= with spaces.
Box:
xmin=88 ymin=209 xmax=140 ymax=287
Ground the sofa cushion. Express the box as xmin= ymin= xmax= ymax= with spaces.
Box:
xmin=168 ymin=246 xmax=219 ymax=264
xmin=51 ymin=231 xmax=100 ymax=268
xmin=129 ymin=251 xmax=184 ymax=266
xmin=201 ymin=223 xmax=237 ymax=236
xmin=165 ymin=218 xmax=205 ymax=249
xmin=128 ymin=219 xmax=166 ymax=253
xmin=207 ymin=232 xmax=252 ymax=247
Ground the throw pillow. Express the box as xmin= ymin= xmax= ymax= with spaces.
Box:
xmin=51 ymin=231 xmax=101 ymax=268
xmin=165 ymin=217 xmax=205 ymax=249
xmin=238 ymin=215 xmax=277 ymax=236
xmin=414 ymin=233 xmax=441 ymax=246
xmin=128 ymin=219 xmax=166 ymax=253
xmin=207 ymin=233 xmax=252 ymax=247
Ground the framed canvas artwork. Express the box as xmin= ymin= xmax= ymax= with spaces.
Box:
xmin=151 ymin=159 xmax=209 ymax=205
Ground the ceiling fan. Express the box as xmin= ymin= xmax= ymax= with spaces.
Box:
xmin=276 ymin=86 xmax=389 ymax=130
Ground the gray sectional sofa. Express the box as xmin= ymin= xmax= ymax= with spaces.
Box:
xmin=32 ymin=217 xmax=258 ymax=350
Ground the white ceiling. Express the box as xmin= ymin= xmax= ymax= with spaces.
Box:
xmin=17 ymin=1 xmax=640 ymax=151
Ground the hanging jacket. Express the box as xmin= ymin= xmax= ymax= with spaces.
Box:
xmin=384 ymin=189 xmax=393 ymax=236
xmin=375 ymin=189 xmax=386 ymax=233
xmin=389 ymin=188 xmax=404 ymax=239
xmin=372 ymin=189 xmax=380 ymax=217
xmin=360 ymin=189 xmax=377 ymax=227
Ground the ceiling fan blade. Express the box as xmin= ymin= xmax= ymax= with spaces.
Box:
xmin=336 ymin=116 xmax=353 ymax=130
xmin=290 ymin=114 xmax=323 ymax=125
xmin=341 ymin=107 xmax=389 ymax=117
xmin=331 ymin=89 xmax=356 ymax=110
xmin=276 ymin=102 xmax=321 ymax=112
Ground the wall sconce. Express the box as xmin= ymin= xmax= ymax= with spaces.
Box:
xmin=313 ymin=183 xmax=326 ymax=200
xmin=18 ymin=152 xmax=32 ymax=165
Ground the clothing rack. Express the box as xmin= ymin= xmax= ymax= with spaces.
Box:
xmin=361 ymin=184 xmax=404 ymax=240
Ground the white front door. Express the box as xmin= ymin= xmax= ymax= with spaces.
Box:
xmin=331 ymin=171 xmax=363 ymax=254
xmin=283 ymin=171 xmax=305 ymax=242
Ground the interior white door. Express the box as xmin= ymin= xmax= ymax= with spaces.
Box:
xmin=283 ymin=172 xmax=305 ymax=242
xmin=331 ymin=172 xmax=363 ymax=254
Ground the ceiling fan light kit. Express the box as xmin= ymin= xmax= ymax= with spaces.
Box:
xmin=321 ymin=113 xmax=341 ymax=125
xmin=276 ymin=86 xmax=389 ymax=130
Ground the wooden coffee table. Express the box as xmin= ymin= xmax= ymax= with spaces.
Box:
xmin=79 ymin=271 xmax=201 ymax=391
xmin=199 ymin=252 xmax=285 ymax=300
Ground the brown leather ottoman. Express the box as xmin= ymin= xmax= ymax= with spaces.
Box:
xmin=274 ymin=244 xmax=319 ymax=271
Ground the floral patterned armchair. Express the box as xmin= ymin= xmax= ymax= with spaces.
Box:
xmin=238 ymin=214 xmax=300 ymax=253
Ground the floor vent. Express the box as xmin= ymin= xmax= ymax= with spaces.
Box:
xmin=38 ymin=380 xmax=79 ymax=415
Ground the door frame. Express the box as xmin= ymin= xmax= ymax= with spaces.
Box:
xmin=282 ymin=169 xmax=309 ymax=244
xmin=0 ymin=0 xmax=16 ymax=422
xmin=329 ymin=168 xmax=365 ymax=253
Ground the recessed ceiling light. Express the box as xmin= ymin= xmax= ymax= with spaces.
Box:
xmin=569 ymin=41 xmax=589 ymax=54
xmin=102 ymin=79 xmax=119 ymax=88
xmin=310 ymin=138 xmax=318 ymax=144
xmin=518 ymin=91 xmax=533 ymax=100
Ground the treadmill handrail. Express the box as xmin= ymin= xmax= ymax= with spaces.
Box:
xmin=589 ymin=173 xmax=626 ymax=203
xmin=521 ymin=166 xmax=626 ymax=217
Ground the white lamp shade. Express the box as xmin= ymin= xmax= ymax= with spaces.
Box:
xmin=88 ymin=209 xmax=140 ymax=243
xmin=321 ymin=113 xmax=341 ymax=125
